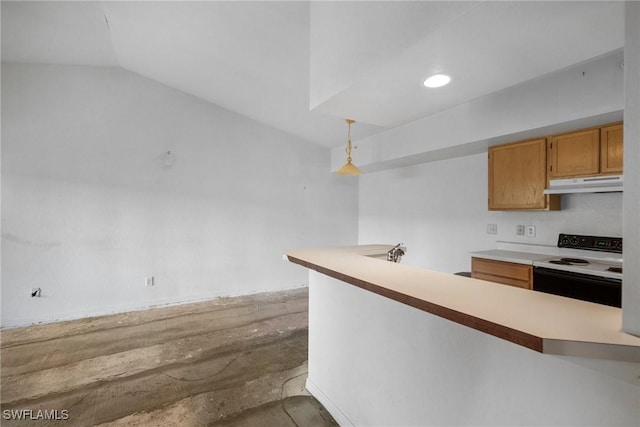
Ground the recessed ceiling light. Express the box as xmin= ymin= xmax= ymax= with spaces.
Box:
xmin=423 ymin=74 xmax=451 ymax=88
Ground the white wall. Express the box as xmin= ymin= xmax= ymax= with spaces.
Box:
xmin=1 ymin=63 xmax=358 ymax=327
xmin=359 ymin=152 xmax=622 ymax=274
xmin=308 ymin=271 xmax=640 ymax=427
xmin=623 ymin=0 xmax=640 ymax=335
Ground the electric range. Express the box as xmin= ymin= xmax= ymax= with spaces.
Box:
xmin=532 ymin=234 xmax=622 ymax=307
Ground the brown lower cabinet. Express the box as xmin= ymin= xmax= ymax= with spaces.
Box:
xmin=471 ymin=257 xmax=532 ymax=290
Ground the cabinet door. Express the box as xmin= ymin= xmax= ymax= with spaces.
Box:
xmin=600 ymin=123 xmax=623 ymax=174
xmin=489 ymin=138 xmax=556 ymax=210
xmin=471 ymin=258 xmax=532 ymax=289
xmin=548 ymin=128 xmax=600 ymax=178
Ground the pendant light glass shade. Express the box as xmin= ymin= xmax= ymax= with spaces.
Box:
xmin=336 ymin=162 xmax=362 ymax=175
xmin=337 ymin=119 xmax=362 ymax=176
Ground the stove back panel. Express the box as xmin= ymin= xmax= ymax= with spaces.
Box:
xmin=557 ymin=234 xmax=622 ymax=253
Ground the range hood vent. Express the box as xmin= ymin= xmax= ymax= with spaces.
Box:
xmin=544 ymin=175 xmax=623 ymax=195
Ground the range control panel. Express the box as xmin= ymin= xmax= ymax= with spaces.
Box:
xmin=558 ymin=234 xmax=622 ymax=253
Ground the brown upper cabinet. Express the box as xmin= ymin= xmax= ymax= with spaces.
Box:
xmin=548 ymin=122 xmax=623 ymax=178
xmin=600 ymin=123 xmax=623 ymax=174
xmin=548 ymin=128 xmax=600 ymax=178
xmin=488 ymin=122 xmax=622 ymax=211
xmin=488 ymin=138 xmax=560 ymax=211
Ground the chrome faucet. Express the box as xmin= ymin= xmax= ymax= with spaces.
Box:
xmin=387 ymin=243 xmax=405 ymax=263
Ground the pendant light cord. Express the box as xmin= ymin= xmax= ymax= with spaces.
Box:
xmin=345 ymin=119 xmax=354 ymax=163
xmin=336 ymin=118 xmax=361 ymax=175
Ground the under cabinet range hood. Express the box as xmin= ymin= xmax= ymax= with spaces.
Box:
xmin=543 ymin=175 xmax=623 ymax=194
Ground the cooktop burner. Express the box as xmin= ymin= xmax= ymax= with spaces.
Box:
xmin=549 ymin=260 xmax=572 ymax=265
xmin=607 ymin=267 xmax=623 ymax=273
xmin=549 ymin=258 xmax=590 ymax=265
xmin=560 ymin=258 xmax=589 ymax=264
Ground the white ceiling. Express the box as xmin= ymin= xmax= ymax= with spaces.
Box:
xmin=1 ymin=1 xmax=625 ymax=148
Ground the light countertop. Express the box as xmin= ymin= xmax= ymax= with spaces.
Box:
xmin=287 ymin=244 xmax=640 ymax=362
xmin=469 ymin=249 xmax=551 ymax=265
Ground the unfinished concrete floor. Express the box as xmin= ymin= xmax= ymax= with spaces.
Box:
xmin=0 ymin=288 xmax=338 ymax=427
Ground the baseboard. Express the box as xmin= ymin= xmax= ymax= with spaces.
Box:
xmin=1 ymin=284 xmax=308 ymax=329
xmin=305 ymin=377 xmax=354 ymax=427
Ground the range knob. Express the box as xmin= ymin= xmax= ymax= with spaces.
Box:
xmin=559 ymin=236 xmax=570 ymax=246
xmin=569 ymin=236 xmax=579 ymax=246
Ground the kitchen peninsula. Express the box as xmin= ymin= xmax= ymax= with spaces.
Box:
xmin=288 ymin=244 xmax=640 ymax=426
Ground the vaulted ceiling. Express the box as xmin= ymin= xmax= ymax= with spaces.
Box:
xmin=1 ymin=1 xmax=625 ymax=147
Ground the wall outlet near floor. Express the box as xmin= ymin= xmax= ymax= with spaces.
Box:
xmin=145 ymin=276 xmax=154 ymax=287
xmin=516 ymin=225 xmax=525 ymax=236
xmin=486 ymin=224 xmax=498 ymax=235
xmin=526 ymin=225 xmax=536 ymax=237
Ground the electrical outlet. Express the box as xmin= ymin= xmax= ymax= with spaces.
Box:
xmin=516 ymin=225 xmax=525 ymax=236
xmin=486 ymin=224 xmax=497 ymax=235
xmin=145 ymin=276 xmax=154 ymax=287
xmin=526 ymin=226 xmax=536 ymax=237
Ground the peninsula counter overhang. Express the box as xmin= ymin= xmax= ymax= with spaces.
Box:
xmin=287 ymin=245 xmax=640 ymax=363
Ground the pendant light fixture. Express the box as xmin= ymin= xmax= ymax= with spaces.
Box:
xmin=336 ymin=119 xmax=362 ymax=176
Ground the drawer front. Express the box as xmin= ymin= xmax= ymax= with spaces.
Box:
xmin=472 ymin=272 xmax=531 ymax=289
xmin=471 ymin=258 xmax=532 ymax=285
